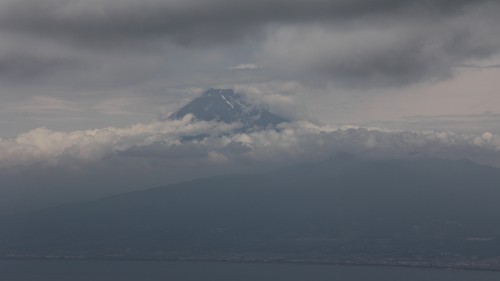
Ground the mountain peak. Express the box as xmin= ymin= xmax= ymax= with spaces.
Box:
xmin=169 ymin=89 xmax=288 ymax=131
xmin=201 ymin=88 xmax=238 ymax=98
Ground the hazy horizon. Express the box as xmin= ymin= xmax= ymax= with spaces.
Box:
xmin=4 ymin=2 xmax=500 ymax=279
xmin=2 ymin=0 xmax=500 ymax=214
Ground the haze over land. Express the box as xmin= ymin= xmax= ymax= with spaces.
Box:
xmin=1 ymin=0 xmax=500 ymax=263
xmin=4 ymin=157 xmax=500 ymax=271
xmin=2 ymin=1 xmax=500 ymax=274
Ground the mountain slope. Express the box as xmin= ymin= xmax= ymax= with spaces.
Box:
xmin=168 ymin=89 xmax=288 ymax=130
xmin=2 ymin=157 xmax=500 ymax=265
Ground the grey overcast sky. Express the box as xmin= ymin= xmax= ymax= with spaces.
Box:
xmin=2 ymin=0 xmax=500 ymax=212
xmin=1 ymin=0 xmax=500 ymax=136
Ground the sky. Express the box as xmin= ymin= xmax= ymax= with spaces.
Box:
xmin=1 ymin=0 xmax=500 ymax=135
xmin=1 ymin=0 xmax=500 ymax=213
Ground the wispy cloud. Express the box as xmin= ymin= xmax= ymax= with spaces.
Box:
xmin=458 ymin=63 xmax=500 ymax=69
xmin=91 ymin=97 xmax=152 ymax=116
xmin=2 ymin=96 xmax=83 ymax=114
xmin=229 ymin=63 xmax=260 ymax=70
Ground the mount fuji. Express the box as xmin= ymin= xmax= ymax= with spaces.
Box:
xmin=168 ymin=89 xmax=289 ymax=132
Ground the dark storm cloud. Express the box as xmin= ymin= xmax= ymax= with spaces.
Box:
xmin=0 ymin=0 xmax=498 ymax=92
xmin=0 ymin=0 xmax=489 ymax=47
xmin=256 ymin=1 xmax=500 ymax=87
xmin=0 ymin=0 xmax=497 ymax=88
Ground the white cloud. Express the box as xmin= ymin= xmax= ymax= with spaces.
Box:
xmin=0 ymin=116 xmax=239 ymax=168
xmin=233 ymin=81 xmax=304 ymax=120
xmin=2 ymin=118 xmax=500 ymax=169
xmin=229 ymin=63 xmax=260 ymax=70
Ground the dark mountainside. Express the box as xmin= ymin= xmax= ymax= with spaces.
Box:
xmin=168 ymin=88 xmax=288 ymax=131
xmin=2 ymin=157 xmax=500 ymax=269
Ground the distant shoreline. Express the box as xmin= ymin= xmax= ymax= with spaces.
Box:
xmin=2 ymin=256 xmax=500 ymax=273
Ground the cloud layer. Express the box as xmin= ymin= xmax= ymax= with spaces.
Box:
xmin=3 ymin=117 xmax=500 ymax=214
xmin=0 ymin=0 xmax=489 ymax=45
xmin=0 ymin=0 xmax=499 ymax=86
xmin=1 ymin=1 xmax=500 ymax=137
xmin=2 ymin=118 xmax=500 ymax=169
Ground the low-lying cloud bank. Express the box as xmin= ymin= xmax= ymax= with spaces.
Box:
xmin=2 ymin=117 xmax=500 ymax=214
xmin=2 ymin=117 xmax=500 ymax=169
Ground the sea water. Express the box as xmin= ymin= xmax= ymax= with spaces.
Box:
xmin=0 ymin=260 xmax=499 ymax=281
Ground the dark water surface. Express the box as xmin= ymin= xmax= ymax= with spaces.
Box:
xmin=1 ymin=260 xmax=499 ymax=281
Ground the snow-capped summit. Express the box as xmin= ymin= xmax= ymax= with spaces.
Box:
xmin=169 ymin=89 xmax=288 ymax=131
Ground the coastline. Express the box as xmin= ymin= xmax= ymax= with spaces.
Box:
xmin=2 ymin=255 xmax=500 ymax=273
